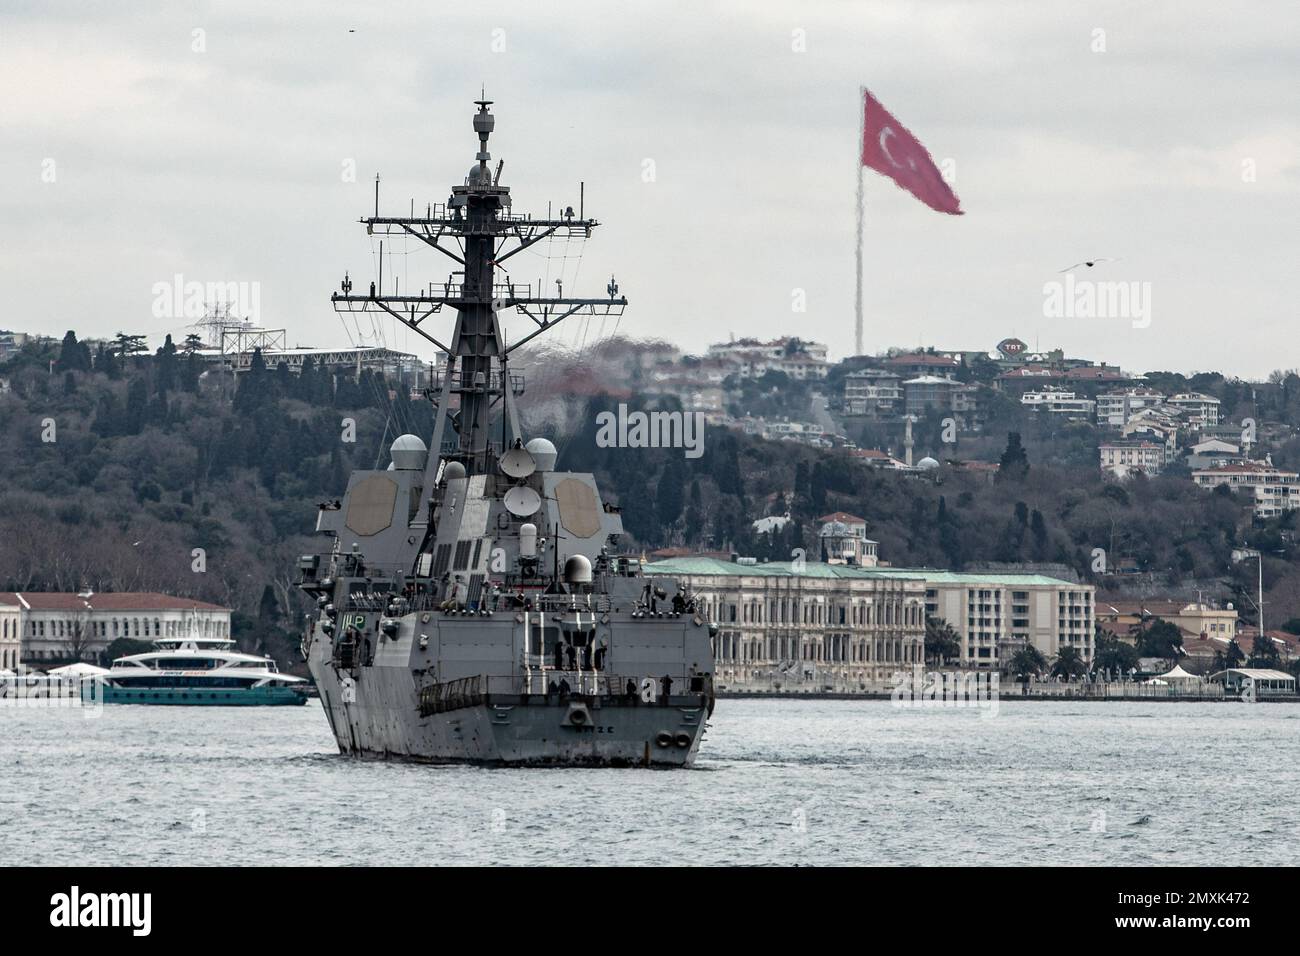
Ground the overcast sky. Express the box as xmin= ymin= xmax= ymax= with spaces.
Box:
xmin=3 ymin=0 xmax=1297 ymax=378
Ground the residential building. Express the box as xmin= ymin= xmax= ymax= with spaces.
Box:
xmin=1096 ymin=599 xmax=1238 ymax=645
xmin=842 ymin=369 xmax=902 ymax=417
xmin=0 ymin=592 xmax=234 ymax=664
xmin=1167 ymin=392 xmax=1221 ymax=427
xmin=1096 ymin=388 xmax=1165 ymax=426
xmin=1100 ymin=440 xmax=1164 ymax=477
xmin=707 ymin=337 xmax=828 ymax=364
xmin=887 ymin=352 xmax=961 ymax=377
xmin=903 ymin=375 xmax=975 ymax=417
xmin=1020 ymin=388 xmax=1096 ymax=419
xmin=816 ymin=512 xmax=879 ymax=567
xmin=1121 ymin=407 xmax=1181 ymax=461
xmin=1186 ymin=438 xmax=1244 ymax=470
xmin=1192 ymin=461 xmax=1300 ymax=518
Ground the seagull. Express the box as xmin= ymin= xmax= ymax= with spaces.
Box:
xmin=1059 ymin=258 xmax=1119 ymax=273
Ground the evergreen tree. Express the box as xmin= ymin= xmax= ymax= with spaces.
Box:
xmin=655 ymin=457 xmax=686 ymax=528
xmin=998 ymin=431 xmax=1029 ymax=480
xmin=55 ymin=331 xmax=92 ymax=373
xmin=123 ymin=378 xmax=148 ymax=434
xmin=155 ymin=334 xmax=178 ymax=395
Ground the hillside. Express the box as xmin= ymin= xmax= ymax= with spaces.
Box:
xmin=2 ymin=331 xmax=1297 ymax=670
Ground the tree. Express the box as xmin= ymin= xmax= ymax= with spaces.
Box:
xmin=1212 ymin=639 xmax=1246 ymax=672
xmin=1051 ymin=645 xmax=1087 ymax=681
xmin=997 ymin=432 xmax=1029 ymax=480
xmin=55 ymin=331 xmax=92 ymax=373
xmin=1008 ymin=645 xmax=1046 ymax=680
xmin=113 ymin=332 xmax=148 ymax=357
xmin=1247 ymin=633 xmax=1281 ymax=668
xmin=656 ymin=457 xmax=687 ymax=527
xmin=924 ymin=616 xmax=961 ymax=666
xmin=182 ymin=333 xmax=204 ymax=354
xmin=1093 ymin=630 xmax=1139 ymax=674
xmin=1136 ymin=618 xmax=1184 ymax=659
xmin=155 ymin=334 xmax=179 ymax=394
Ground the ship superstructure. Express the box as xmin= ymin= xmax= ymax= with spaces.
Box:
xmin=298 ymin=98 xmax=715 ymax=765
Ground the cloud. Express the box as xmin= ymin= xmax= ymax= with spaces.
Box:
xmin=1 ymin=0 xmax=1297 ymax=377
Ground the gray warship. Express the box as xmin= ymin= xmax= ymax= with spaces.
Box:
xmin=297 ymin=97 xmax=716 ymax=766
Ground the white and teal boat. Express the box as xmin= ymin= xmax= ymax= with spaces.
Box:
xmin=103 ymin=635 xmax=308 ymax=705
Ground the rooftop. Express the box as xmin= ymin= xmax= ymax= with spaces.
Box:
xmin=644 ymin=556 xmax=1078 ymax=586
xmin=0 ymin=592 xmax=230 ymax=612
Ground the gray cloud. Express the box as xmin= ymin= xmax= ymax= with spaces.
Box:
xmin=2 ymin=0 xmax=1297 ymax=376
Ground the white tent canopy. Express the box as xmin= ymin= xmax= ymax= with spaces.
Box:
xmin=46 ymin=662 xmax=110 ymax=677
xmin=1158 ymin=664 xmax=1200 ymax=682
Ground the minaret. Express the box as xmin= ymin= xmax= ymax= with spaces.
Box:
xmin=904 ymin=415 xmax=915 ymax=467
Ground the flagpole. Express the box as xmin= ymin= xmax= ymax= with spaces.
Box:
xmin=854 ymin=86 xmax=866 ymax=358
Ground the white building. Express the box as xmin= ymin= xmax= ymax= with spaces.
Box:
xmin=1100 ymin=440 xmax=1165 ymax=477
xmin=645 ymin=557 xmax=927 ymax=691
xmin=1096 ymin=388 xmax=1165 ymax=426
xmin=0 ymin=600 xmax=20 ymax=670
xmin=843 ymin=369 xmax=902 ymax=417
xmin=752 ymin=513 xmax=792 ymax=535
xmin=707 ymin=337 xmax=828 ymax=364
xmin=0 ymin=592 xmax=234 ymax=664
xmin=1192 ymin=462 xmax=1300 ymax=518
xmin=816 ymin=512 xmax=879 ymax=567
xmin=1167 ymin=392 xmax=1221 ymax=427
xmin=1020 ymin=388 xmax=1096 ymax=419
xmin=872 ymin=570 xmax=1095 ymax=670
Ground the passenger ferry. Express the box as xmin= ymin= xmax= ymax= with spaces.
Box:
xmin=103 ymin=635 xmax=308 ymax=705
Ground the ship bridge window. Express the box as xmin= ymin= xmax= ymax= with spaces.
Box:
xmin=157 ymin=658 xmax=216 ymax=669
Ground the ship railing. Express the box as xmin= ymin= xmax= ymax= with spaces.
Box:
xmin=416 ymin=672 xmax=712 ymax=716
xmin=428 ymin=368 xmax=525 ymax=396
xmin=502 ymin=593 xmax=615 ymax=615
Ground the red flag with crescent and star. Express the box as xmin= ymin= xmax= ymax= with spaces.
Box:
xmin=860 ymin=88 xmax=963 ymax=215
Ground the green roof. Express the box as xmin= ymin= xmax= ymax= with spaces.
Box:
xmin=643 ymin=556 xmax=1077 ymax=587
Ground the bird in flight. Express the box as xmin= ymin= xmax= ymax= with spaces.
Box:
xmin=1059 ymin=257 xmax=1119 ymax=273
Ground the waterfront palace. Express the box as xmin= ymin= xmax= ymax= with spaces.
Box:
xmin=645 ymin=557 xmax=1094 ymax=691
xmin=0 ymin=591 xmax=232 ymax=666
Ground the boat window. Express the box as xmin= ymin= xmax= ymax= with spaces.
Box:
xmin=157 ymin=658 xmax=216 ymax=669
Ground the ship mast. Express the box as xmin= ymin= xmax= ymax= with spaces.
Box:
xmin=331 ymin=97 xmax=627 ymax=482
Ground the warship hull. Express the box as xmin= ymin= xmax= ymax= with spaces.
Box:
xmin=306 ymin=618 xmax=711 ymax=767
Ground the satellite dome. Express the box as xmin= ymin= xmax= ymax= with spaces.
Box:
xmin=390 ymin=434 xmax=427 ymax=470
xmin=525 ymin=437 xmax=558 ymax=472
xmin=563 ymin=554 xmax=593 ymax=585
xmin=442 ymin=460 xmax=467 ymax=482
xmin=467 ymin=164 xmax=490 ymax=186
xmin=917 ymin=456 xmax=940 ymax=471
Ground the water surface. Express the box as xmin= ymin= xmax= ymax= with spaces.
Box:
xmin=4 ymin=699 xmax=1294 ymax=865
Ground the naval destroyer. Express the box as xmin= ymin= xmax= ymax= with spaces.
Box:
xmin=297 ymin=97 xmax=716 ymax=766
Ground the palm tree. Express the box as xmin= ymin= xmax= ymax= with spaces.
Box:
xmin=924 ymin=616 xmax=962 ymax=666
xmin=1008 ymin=645 xmax=1046 ymax=681
xmin=1051 ymin=646 xmax=1087 ymax=681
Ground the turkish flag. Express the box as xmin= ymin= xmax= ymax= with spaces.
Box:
xmin=860 ymin=88 xmax=963 ymax=215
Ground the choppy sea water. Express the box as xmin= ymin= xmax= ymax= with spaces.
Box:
xmin=3 ymin=698 xmax=1296 ymax=866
